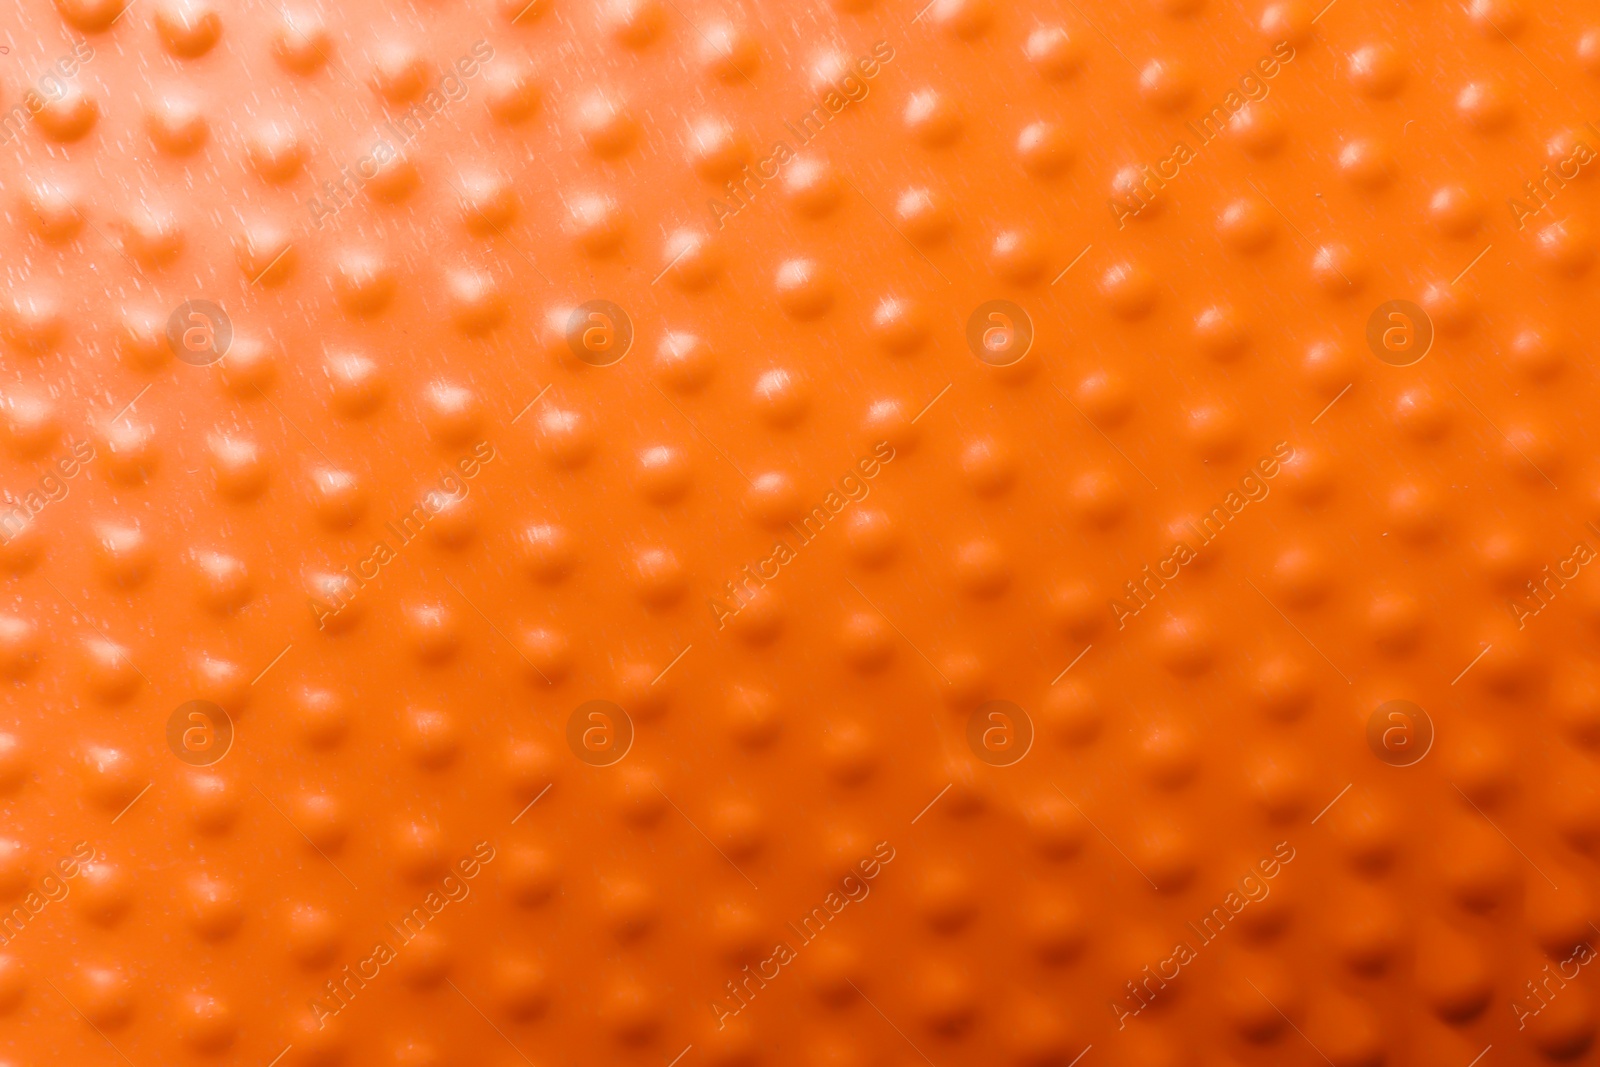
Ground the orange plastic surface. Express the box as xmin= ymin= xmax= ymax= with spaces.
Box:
xmin=4 ymin=0 xmax=1600 ymax=1064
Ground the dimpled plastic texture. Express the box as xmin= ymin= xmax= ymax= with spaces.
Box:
xmin=4 ymin=0 xmax=1600 ymax=1063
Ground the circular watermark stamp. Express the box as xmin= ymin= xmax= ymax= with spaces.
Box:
xmin=566 ymin=699 xmax=634 ymax=766
xmin=1366 ymin=700 xmax=1433 ymax=767
xmin=565 ymin=300 xmax=633 ymax=367
xmin=966 ymin=699 xmax=1034 ymax=766
xmin=165 ymin=300 xmax=233 ymax=366
xmin=166 ymin=700 xmax=234 ymax=766
xmin=1364 ymin=300 xmax=1432 ymax=367
xmin=965 ymin=300 xmax=1033 ymax=367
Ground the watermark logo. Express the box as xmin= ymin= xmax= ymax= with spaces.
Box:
xmin=1507 ymin=532 xmax=1596 ymax=630
xmin=1112 ymin=443 xmax=1293 ymax=629
xmin=0 ymin=38 xmax=94 ymax=145
xmin=166 ymin=300 xmax=232 ymax=366
xmin=306 ymin=41 xmax=495 ymax=230
xmin=567 ymin=700 xmax=633 ymax=766
xmin=1113 ymin=841 xmax=1296 ymax=1028
xmin=1509 ymin=134 xmax=1596 ymax=230
xmin=0 ymin=841 xmax=96 ymax=948
xmin=1365 ymin=299 xmax=1432 ymax=367
xmin=708 ymin=40 xmax=896 ymax=230
xmin=1110 ymin=41 xmax=1298 ymax=227
xmin=0 ymin=438 xmax=94 ymax=545
xmin=1366 ymin=700 xmax=1433 ymax=766
xmin=1514 ymin=940 xmax=1597 ymax=1030
xmin=965 ymin=300 xmax=1032 ymax=366
xmin=966 ymin=699 xmax=1033 ymax=766
xmin=166 ymin=700 xmax=233 ymax=766
xmin=709 ymin=841 xmax=896 ymax=1028
xmin=709 ymin=442 xmax=896 ymax=631
xmin=309 ymin=842 xmax=495 ymax=1028
xmin=309 ymin=442 xmax=497 ymax=629
xmin=565 ymin=300 xmax=632 ymax=366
